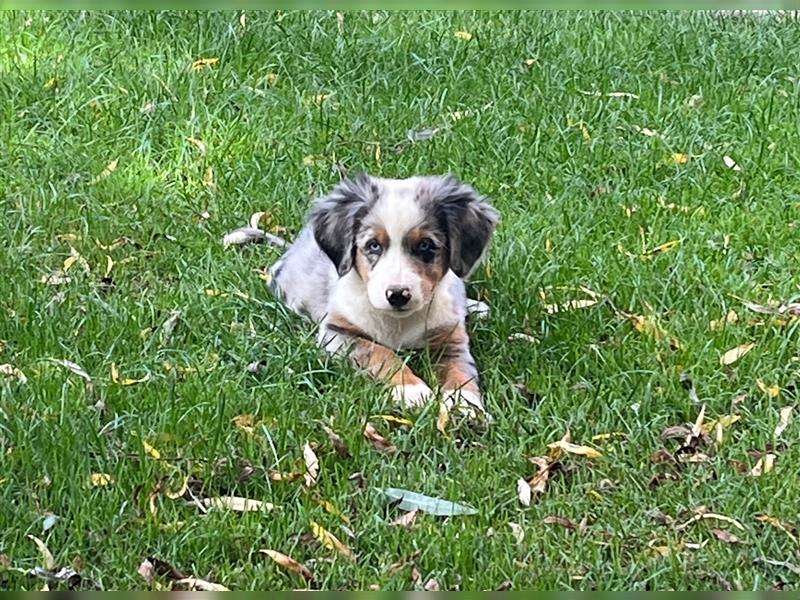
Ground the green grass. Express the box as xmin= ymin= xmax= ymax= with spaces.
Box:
xmin=1 ymin=10 xmax=800 ymax=591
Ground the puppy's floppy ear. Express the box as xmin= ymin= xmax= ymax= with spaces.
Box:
xmin=427 ymin=175 xmax=499 ymax=278
xmin=310 ymin=172 xmax=377 ymax=276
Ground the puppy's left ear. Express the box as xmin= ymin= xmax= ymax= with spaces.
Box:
xmin=427 ymin=175 xmax=499 ymax=278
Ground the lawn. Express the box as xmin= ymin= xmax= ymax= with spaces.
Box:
xmin=1 ymin=10 xmax=799 ymax=591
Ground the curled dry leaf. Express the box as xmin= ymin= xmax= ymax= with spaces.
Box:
xmin=424 ymin=578 xmax=441 ymax=591
xmin=547 ymin=438 xmax=602 ymax=459
xmin=186 ymin=137 xmax=206 ymax=154
xmin=543 ymin=516 xmax=579 ymax=530
xmin=453 ymin=30 xmax=473 ymax=41
xmin=757 ymin=379 xmax=780 ymax=398
xmin=720 ymin=342 xmax=755 ymax=366
xmin=544 ymin=299 xmax=598 ymax=314
xmin=528 ymin=456 xmax=552 ymax=494
xmin=90 ymin=159 xmax=118 ymax=184
xmin=49 ymin=359 xmax=92 ymax=382
xmin=671 ymin=153 xmax=689 ymax=165
xmin=89 ymin=473 xmax=114 ymax=487
xmin=160 ymin=310 xmax=181 ymax=344
xmin=310 ymin=521 xmax=355 ymax=562
xmin=509 ymin=522 xmax=525 ymax=545
xmin=517 ymin=478 xmax=532 ymax=507
xmin=191 ymin=57 xmax=219 ymax=70
xmin=644 ymin=240 xmax=681 ymax=256
xmin=0 ymin=363 xmax=27 ymax=384
xmin=391 ymin=508 xmax=419 ymax=529
xmin=436 ymin=402 xmax=449 ymax=435
xmin=173 ymin=578 xmax=230 ymax=592
xmin=303 ymin=442 xmax=319 ymax=487
xmin=363 ymin=422 xmax=397 ymax=453
xmin=774 ymin=406 xmax=793 ymax=439
xmin=369 ymin=414 xmax=414 ymax=427
xmin=28 ymin=535 xmax=56 ymax=570
xmin=711 ymin=528 xmax=743 ymax=544
xmin=749 ymin=453 xmax=776 ymax=477
xmin=755 ymin=515 xmax=799 ymax=544
xmin=320 ymin=423 xmax=351 ymax=459
xmin=201 ymin=496 xmax=276 ymax=512
xmin=260 ymin=549 xmax=315 ymax=583
xmin=143 ymin=441 xmax=161 ymax=460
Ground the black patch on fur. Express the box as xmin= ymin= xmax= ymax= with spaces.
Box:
xmin=423 ymin=175 xmax=499 ymax=278
xmin=309 ymin=173 xmax=378 ymax=276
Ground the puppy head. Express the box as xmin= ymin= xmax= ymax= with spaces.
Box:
xmin=310 ymin=173 xmax=498 ymax=316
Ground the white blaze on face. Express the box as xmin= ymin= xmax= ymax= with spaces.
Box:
xmin=365 ymin=181 xmax=426 ymax=315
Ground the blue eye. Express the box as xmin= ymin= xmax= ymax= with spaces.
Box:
xmin=417 ymin=239 xmax=435 ymax=253
xmin=366 ymin=239 xmax=382 ymax=254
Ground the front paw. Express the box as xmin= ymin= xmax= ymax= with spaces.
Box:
xmin=392 ymin=382 xmax=435 ymax=409
xmin=442 ymin=388 xmax=493 ymax=423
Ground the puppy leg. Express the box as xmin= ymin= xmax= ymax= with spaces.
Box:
xmin=466 ymin=298 xmax=490 ymax=319
xmin=429 ymin=323 xmax=489 ymax=419
xmin=320 ymin=319 xmax=434 ymax=408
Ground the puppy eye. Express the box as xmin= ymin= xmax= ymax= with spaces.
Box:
xmin=366 ymin=239 xmax=383 ymax=254
xmin=417 ymin=238 xmax=436 ymax=253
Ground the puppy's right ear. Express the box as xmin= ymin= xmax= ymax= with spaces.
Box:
xmin=310 ymin=173 xmax=377 ymax=276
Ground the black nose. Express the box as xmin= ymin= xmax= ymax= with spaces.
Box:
xmin=386 ymin=287 xmax=411 ymax=308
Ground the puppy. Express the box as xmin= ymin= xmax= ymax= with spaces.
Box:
xmin=268 ymin=173 xmax=498 ymax=417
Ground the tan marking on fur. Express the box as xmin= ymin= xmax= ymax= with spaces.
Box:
xmin=327 ymin=313 xmax=424 ymax=387
xmin=404 ymin=226 xmax=448 ymax=302
xmin=427 ymin=323 xmax=468 ymax=348
xmin=428 ymin=322 xmax=479 ymax=393
xmin=354 ymin=250 xmax=371 ymax=282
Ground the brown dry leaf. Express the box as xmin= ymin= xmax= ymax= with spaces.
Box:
xmin=320 ymin=423 xmax=351 ymax=459
xmin=547 ymin=438 xmax=602 ymax=459
xmin=363 ymin=422 xmax=397 ymax=453
xmin=391 ymin=509 xmax=419 ymax=529
xmin=454 ymin=30 xmax=473 ymax=41
xmin=749 ymin=453 xmax=776 ymax=477
xmin=545 ymin=299 xmax=598 ymax=314
xmin=260 ymin=549 xmax=315 ymax=583
xmin=720 ymin=342 xmax=755 ymax=366
xmin=755 ymin=514 xmax=799 ymax=544
xmin=517 ymin=478 xmax=532 ymax=507
xmin=28 ymin=535 xmax=55 ymax=570
xmin=310 ymin=521 xmax=355 ymax=562
xmin=173 ymin=577 xmax=229 ymax=591
xmin=0 ymin=363 xmax=28 ymax=384
xmin=711 ymin=528 xmax=743 ymax=544
xmin=509 ymin=522 xmax=525 ymax=544
xmin=50 ymin=358 xmax=92 ymax=382
xmin=774 ymin=406 xmax=793 ymax=438
xmin=671 ymin=153 xmax=689 ymax=164
xmin=186 ymin=137 xmax=207 ymax=154
xmin=303 ymin=442 xmax=320 ymax=487
xmin=201 ymin=496 xmax=276 ymax=512
xmin=543 ymin=516 xmax=579 ymax=530
xmin=528 ymin=456 xmax=552 ymax=494
xmin=757 ymin=379 xmax=780 ymax=398
xmin=191 ymin=57 xmax=219 ymax=71
xmin=89 ymin=472 xmax=114 ymax=487
xmin=91 ymin=158 xmax=119 ymax=184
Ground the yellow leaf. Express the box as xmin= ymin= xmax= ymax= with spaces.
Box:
xmin=233 ymin=414 xmax=257 ymax=434
xmin=315 ymin=497 xmax=350 ymax=524
xmin=91 ymin=159 xmax=119 ymax=184
xmin=671 ymin=152 xmax=689 ymax=164
xmin=454 ymin=31 xmax=473 ymax=41
xmin=547 ymin=439 xmax=602 ymax=459
xmin=27 ymin=535 xmax=55 ymax=570
xmin=591 ymin=432 xmax=627 ymax=443
xmin=757 ymin=379 xmax=780 ymax=398
xmin=90 ymin=472 xmax=114 ymax=487
xmin=44 ymin=76 xmax=63 ymax=90
xmin=143 ymin=441 xmax=162 ymax=460
xmin=710 ymin=309 xmax=738 ymax=330
xmin=645 ymin=240 xmax=681 ymax=256
xmin=720 ymin=342 xmax=755 ymax=366
xmin=104 ymin=255 xmax=114 ymax=278
xmin=544 ymin=299 xmax=598 ymax=314
xmin=111 ymin=362 xmax=120 ymax=383
xmin=436 ymin=402 xmax=449 ymax=435
xmin=310 ymin=521 xmax=355 ymax=561
xmin=120 ymin=374 xmax=150 ymax=386
xmin=701 ymin=414 xmax=740 ymax=434
xmin=191 ymin=57 xmax=219 ymax=71
xmin=203 ymin=167 xmax=215 ymax=190
xmin=311 ymin=93 xmax=331 ymax=105
xmin=187 ymin=137 xmax=207 ymax=154
xmin=369 ymin=414 xmax=413 ymax=427
xmin=302 ymin=154 xmax=323 ymax=166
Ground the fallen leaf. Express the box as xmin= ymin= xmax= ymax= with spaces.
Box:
xmin=671 ymin=153 xmax=689 ymax=164
xmin=723 ymin=155 xmax=742 ymax=171
xmin=645 ymin=240 xmax=681 ymax=256
xmin=711 ymin=528 xmax=743 ymax=544
xmin=406 ymin=127 xmax=441 ymax=142
xmin=720 ymin=342 xmax=755 ymax=366
xmin=543 ymin=516 xmax=579 ymax=530
xmin=436 ymin=402 xmax=449 ymax=435
xmin=89 ymin=473 xmax=114 ymax=487
xmin=363 ymin=422 xmax=397 ymax=453
xmin=90 ymin=158 xmax=119 ymax=184
xmin=757 ymin=379 xmax=780 ymax=398
xmin=591 ymin=432 xmax=627 ymax=443
xmin=0 ymin=363 xmax=28 ymax=384
xmin=424 ymin=578 xmax=441 ymax=591
xmin=454 ymin=30 xmax=473 ymax=41
xmin=632 ymin=125 xmax=659 ymax=137
xmin=527 ymin=456 xmax=552 ymax=494
xmin=49 ymin=358 xmax=92 ymax=382
xmin=750 ymin=453 xmax=776 ymax=477
xmin=203 ymin=166 xmax=215 ymax=189
xmin=232 ymin=414 xmax=257 ymax=434
xmin=186 ymin=137 xmax=206 ymax=154
xmin=710 ymin=309 xmax=739 ymax=330
xmin=544 ymin=299 xmax=598 ymax=314
xmin=508 ymin=522 xmax=525 ymax=544
xmin=260 ymin=549 xmax=315 ymax=583
xmin=310 ymin=521 xmax=355 ymax=561
xmin=774 ymin=406 xmax=793 ymax=438
xmin=138 ymin=558 xmax=155 ymax=583
xmin=378 ymin=487 xmax=478 ymax=516
xmin=517 ymin=478 xmax=532 ymax=507
xmin=191 ymin=57 xmax=219 ymax=71
xmin=303 ymin=442 xmax=319 ymax=487
xmin=40 ymin=270 xmax=71 ymax=286
xmin=547 ymin=438 xmax=602 ymax=459
xmin=369 ymin=414 xmax=413 ymax=427
xmin=104 ymin=255 xmax=114 ymax=278
xmin=201 ymin=496 xmax=276 ymax=512
xmin=143 ymin=441 xmax=161 ymax=460
xmin=173 ymin=578 xmax=229 ymax=591
xmin=391 ymin=509 xmax=419 ymax=529
xmin=268 ymin=471 xmax=302 ymax=482
xmin=320 ymin=423 xmax=351 ymax=459
xmin=741 ymin=299 xmax=800 ymax=317
xmin=508 ymin=333 xmax=538 ymax=343
xmin=28 ymin=535 xmax=55 ymax=570
xmin=754 ymin=557 xmax=800 ymax=576
xmin=701 ymin=414 xmax=740 ymax=434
